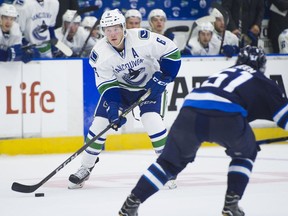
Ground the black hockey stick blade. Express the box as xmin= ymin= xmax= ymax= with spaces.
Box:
xmin=12 ymin=182 xmax=40 ymax=193
xmin=256 ymin=136 xmax=288 ymax=145
xmin=164 ymin=26 xmax=189 ymax=38
xmin=11 ymin=90 xmax=150 ymax=193
xmin=77 ymin=5 xmax=99 ymax=16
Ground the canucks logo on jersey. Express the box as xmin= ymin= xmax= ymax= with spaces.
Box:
xmin=32 ymin=20 xmax=48 ymax=41
xmin=122 ymin=67 xmax=147 ymax=85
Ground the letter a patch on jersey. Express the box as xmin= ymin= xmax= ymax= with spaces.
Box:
xmin=131 ymin=48 xmax=139 ymax=58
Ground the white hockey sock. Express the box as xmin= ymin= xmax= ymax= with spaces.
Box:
xmin=81 ymin=150 xmax=99 ymax=168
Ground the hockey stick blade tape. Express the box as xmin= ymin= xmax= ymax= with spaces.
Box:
xmin=55 ymin=40 xmax=73 ymax=57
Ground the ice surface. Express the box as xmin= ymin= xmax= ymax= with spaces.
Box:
xmin=1 ymin=144 xmax=288 ymax=216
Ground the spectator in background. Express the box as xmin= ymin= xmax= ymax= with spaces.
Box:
xmin=125 ymin=9 xmax=142 ymax=29
xmin=54 ymin=9 xmax=95 ymax=57
xmin=210 ymin=8 xmax=240 ymax=57
xmin=81 ymin=16 xmax=103 ymax=41
xmin=148 ymin=9 xmax=168 ymax=35
xmin=267 ymin=0 xmax=288 ymax=53
xmin=13 ymin=0 xmax=59 ymax=58
xmin=0 ymin=3 xmax=35 ymax=63
xmin=182 ymin=22 xmax=220 ymax=56
xmin=55 ymin=0 xmax=78 ymax=29
xmin=222 ymin=0 xmax=265 ymax=48
xmin=278 ymin=29 xmax=288 ymax=53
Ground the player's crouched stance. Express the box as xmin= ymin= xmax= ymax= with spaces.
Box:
xmin=68 ymin=9 xmax=181 ymax=190
xmin=119 ymin=45 xmax=288 ymax=216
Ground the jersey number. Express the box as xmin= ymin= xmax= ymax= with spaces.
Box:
xmin=201 ymin=68 xmax=253 ymax=93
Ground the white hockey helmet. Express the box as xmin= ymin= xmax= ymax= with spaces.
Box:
xmin=100 ymin=9 xmax=126 ymax=29
xmin=210 ymin=8 xmax=223 ymax=19
xmin=62 ymin=9 xmax=81 ymax=23
xmin=0 ymin=3 xmax=18 ymax=18
xmin=198 ymin=22 xmax=214 ymax=33
xmin=148 ymin=9 xmax=166 ymax=25
xmin=125 ymin=9 xmax=142 ymax=21
xmin=81 ymin=16 xmax=97 ymax=28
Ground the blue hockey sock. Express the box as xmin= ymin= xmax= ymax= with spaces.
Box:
xmin=227 ymin=158 xmax=254 ymax=198
xmin=132 ymin=162 xmax=169 ymax=202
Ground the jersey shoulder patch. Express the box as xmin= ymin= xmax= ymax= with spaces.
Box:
xmin=89 ymin=50 xmax=98 ymax=63
xmin=138 ymin=29 xmax=150 ymax=40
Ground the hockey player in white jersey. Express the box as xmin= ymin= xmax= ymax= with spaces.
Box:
xmin=54 ymin=10 xmax=95 ymax=57
xmin=125 ymin=9 xmax=142 ymax=29
xmin=210 ymin=8 xmax=240 ymax=57
xmin=184 ymin=21 xmax=220 ymax=55
xmin=278 ymin=29 xmax=288 ymax=54
xmin=13 ymin=0 xmax=59 ymax=58
xmin=0 ymin=3 xmax=35 ymax=62
xmin=68 ymin=9 xmax=181 ymax=190
xmin=81 ymin=16 xmax=102 ymax=41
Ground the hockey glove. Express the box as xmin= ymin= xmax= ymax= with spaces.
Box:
xmin=145 ymin=71 xmax=172 ymax=100
xmin=0 ymin=49 xmax=8 ymax=61
xmin=7 ymin=47 xmax=16 ymax=61
xmin=247 ymin=30 xmax=258 ymax=46
xmin=222 ymin=45 xmax=239 ymax=58
xmin=107 ymin=102 xmax=127 ymax=131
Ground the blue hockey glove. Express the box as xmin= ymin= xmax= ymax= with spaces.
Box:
xmin=0 ymin=49 xmax=8 ymax=61
xmin=222 ymin=45 xmax=240 ymax=58
xmin=145 ymin=71 xmax=172 ymax=100
xmin=7 ymin=47 xmax=16 ymax=61
xmin=247 ymin=30 xmax=258 ymax=46
xmin=106 ymin=102 xmax=127 ymax=131
xmin=222 ymin=45 xmax=234 ymax=58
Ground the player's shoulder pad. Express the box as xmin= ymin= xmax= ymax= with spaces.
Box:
xmin=89 ymin=38 xmax=110 ymax=65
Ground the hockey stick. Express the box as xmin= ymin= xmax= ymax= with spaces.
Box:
xmin=62 ymin=5 xmax=99 ymax=43
xmin=164 ymin=26 xmax=189 ymax=39
xmin=22 ymin=38 xmax=73 ymax=57
xmin=11 ymin=89 xmax=151 ymax=193
xmin=77 ymin=18 xmax=100 ymax=57
xmin=256 ymin=136 xmax=288 ymax=145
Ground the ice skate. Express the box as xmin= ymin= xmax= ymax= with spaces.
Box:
xmin=222 ymin=192 xmax=245 ymax=216
xmin=119 ymin=193 xmax=141 ymax=216
xmin=68 ymin=157 xmax=99 ymax=189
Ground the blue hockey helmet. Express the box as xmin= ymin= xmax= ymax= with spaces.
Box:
xmin=236 ymin=45 xmax=267 ymax=73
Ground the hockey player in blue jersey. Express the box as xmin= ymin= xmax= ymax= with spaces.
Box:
xmin=68 ymin=9 xmax=181 ymax=190
xmin=119 ymin=45 xmax=288 ymax=216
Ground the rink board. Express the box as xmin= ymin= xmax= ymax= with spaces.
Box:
xmin=1 ymin=127 xmax=288 ymax=155
xmin=1 ymin=56 xmax=288 ymax=155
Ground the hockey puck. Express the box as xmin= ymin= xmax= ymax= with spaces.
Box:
xmin=35 ymin=193 xmax=45 ymax=197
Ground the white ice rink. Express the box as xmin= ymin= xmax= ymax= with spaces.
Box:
xmin=1 ymin=144 xmax=288 ymax=216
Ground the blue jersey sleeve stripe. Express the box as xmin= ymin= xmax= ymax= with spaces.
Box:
xmin=273 ymin=104 xmax=288 ymax=124
xmin=276 ymin=111 xmax=288 ymax=129
xmin=183 ymin=100 xmax=248 ymax=117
